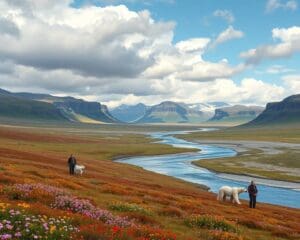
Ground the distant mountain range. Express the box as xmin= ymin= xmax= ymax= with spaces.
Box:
xmin=110 ymin=103 xmax=149 ymax=123
xmin=1 ymin=88 xmax=298 ymax=126
xmin=110 ymin=101 xmax=263 ymax=124
xmin=0 ymin=88 xmax=118 ymax=123
xmin=186 ymin=102 xmax=229 ymax=113
xmin=134 ymin=101 xmax=212 ymax=123
xmin=208 ymin=105 xmax=265 ymax=125
xmin=110 ymin=101 xmax=232 ymax=124
xmin=244 ymin=94 xmax=300 ymax=126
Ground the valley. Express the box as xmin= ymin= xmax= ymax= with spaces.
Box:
xmin=1 ymin=1 xmax=299 ymax=239
xmin=0 ymin=123 xmax=299 ymax=240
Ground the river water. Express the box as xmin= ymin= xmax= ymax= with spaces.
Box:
xmin=117 ymin=130 xmax=300 ymax=209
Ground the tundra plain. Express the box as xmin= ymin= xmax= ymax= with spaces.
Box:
xmin=0 ymin=123 xmax=299 ymax=240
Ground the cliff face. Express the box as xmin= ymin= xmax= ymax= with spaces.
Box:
xmin=0 ymin=93 xmax=67 ymax=121
xmin=137 ymin=101 xmax=207 ymax=123
xmin=245 ymin=94 xmax=300 ymax=126
xmin=53 ymin=99 xmax=118 ymax=123
xmin=0 ymin=88 xmax=118 ymax=123
xmin=209 ymin=105 xmax=264 ymax=124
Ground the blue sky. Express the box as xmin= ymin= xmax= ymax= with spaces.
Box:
xmin=0 ymin=0 xmax=299 ymax=106
xmin=73 ymin=0 xmax=300 ymax=82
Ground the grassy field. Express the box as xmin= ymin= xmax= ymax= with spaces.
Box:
xmin=0 ymin=123 xmax=299 ymax=240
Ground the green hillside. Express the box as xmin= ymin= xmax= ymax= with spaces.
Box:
xmin=0 ymin=88 xmax=118 ymax=124
xmin=0 ymin=94 xmax=67 ymax=121
xmin=244 ymin=94 xmax=300 ymax=127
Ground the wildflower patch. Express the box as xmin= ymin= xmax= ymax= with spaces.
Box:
xmin=0 ymin=203 xmax=77 ymax=239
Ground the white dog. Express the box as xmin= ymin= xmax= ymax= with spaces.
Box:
xmin=217 ymin=186 xmax=247 ymax=204
xmin=74 ymin=165 xmax=85 ymax=175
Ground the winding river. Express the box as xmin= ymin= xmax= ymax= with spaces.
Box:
xmin=117 ymin=129 xmax=300 ymax=209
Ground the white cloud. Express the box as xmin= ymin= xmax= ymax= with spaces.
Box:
xmin=103 ymin=77 xmax=287 ymax=107
xmin=266 ymin=0 xmax=298 ymax=12
xmin=266 ymin=65 xmax=295 ymax=74
xmin=186 ymin=78 xmax=285 ymax=105
xmin=0 ymin=0 xmax=290 ymax=108
xmin=211 ymin=26 xmax=244 ymax=48
xmin=0 ymin=1 xmax=243 ymax=86
xmin=282 ymin=74 xmax=300 ymax=92
xmin=240 ymin=26 xmax=300 ymax=64
xmin=213 ymin=9 xmax=235 ymax=24
xmin=176 ymin=38 xmax=210 ymax=54
xmin=175 ymin=61 xmax=245 ymax=82
xmin=143 ymin=27 xmax=245 ymax=82
xmin=0 ymin=4 xmax=178 ymax=78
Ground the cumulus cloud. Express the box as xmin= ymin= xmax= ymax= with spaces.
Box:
xmin=182 ymin=78 xmax=285 ymax=105
xmin=282 ymin=74 xmax=300 ymax=92
xmin=0 ymin=3 xmax=178 ymax=78
xmin=266 ymin=0 xmax=298 ymax=12
xmin=0 ymin=63 xmax=167 ymax=97
xmin=213 ymin=9 xmax=235 ymax=24
xmin=0 ymin=1 xmax=242 ymax=83
xmin=103 ymin=77 xmax=287 ymax=107
xmin=176 ymin=38 xmax=210 ymax=54
xmin=240 ymin=26 xmax=300 ymax=64
xmin=211 ymin=26 xmax=244 ymax=48
xmin=175 ymin=61 xmax=245 ymax=82
xmin=0 ymin=0 xmax=285 ymax=108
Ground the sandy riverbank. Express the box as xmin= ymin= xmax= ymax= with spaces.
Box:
xmin=193 ymin=139 xmax=300 ymax=154
xmin=192 ymin=139 xmax=300 ymax=187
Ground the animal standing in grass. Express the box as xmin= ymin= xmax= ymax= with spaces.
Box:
xmin=74 ymin=165 xmax=86 ymax=175
xmin=217 ymin=186 xmax=247 ymax=204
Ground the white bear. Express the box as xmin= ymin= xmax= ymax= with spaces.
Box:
xmin=217 ymin=186 xmax=247 ymax=204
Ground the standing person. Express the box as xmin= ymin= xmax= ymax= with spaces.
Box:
xmin=248 ymin=181 xmax=258 ymax=208
xmin=68 ymin=154 xmax=77 ymax=175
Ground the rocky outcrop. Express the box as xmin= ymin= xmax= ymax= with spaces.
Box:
xmin=209 ymin=105 xmax=264 ymax=124
xmin=245 ymin=94 xmax=300 ymax=126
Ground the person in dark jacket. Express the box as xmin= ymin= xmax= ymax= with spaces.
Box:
xmin=68 ymin=154 xmax=77 ymax=175
xmin=248 ymin=181 xmax=258 ymax=208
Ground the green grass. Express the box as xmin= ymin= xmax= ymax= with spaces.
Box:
xmin=0 ymin=95 xmax=67 ymax=121
xmin=109 ymin=202 xmax=151 ymax=215
xmin=184 ymin=215 xmax=237 ymax=232
xmin=0 ymin=118 xmax=200 ymax=133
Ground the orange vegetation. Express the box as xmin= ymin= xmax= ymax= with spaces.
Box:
xmin=0 ymin=124 xmax=299 ymax=240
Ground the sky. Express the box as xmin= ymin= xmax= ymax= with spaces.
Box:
xmin=0 ymin=0 xmax=300 ymax=108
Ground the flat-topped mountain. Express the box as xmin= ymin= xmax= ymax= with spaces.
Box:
xmin=112 ymin=101 xmax=229 ymax=123
xmin=244 ymin=94 xmax=300 ymax=126
xmin=0 ymin=88 xmax=118 ymax=123
xmin=209 ymin=105 xmax=264 ymax=125
xmin=136 ymin=101 xmax=208 ymax=123
xmin=0 ymin=92 xmax=67 ymax=121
